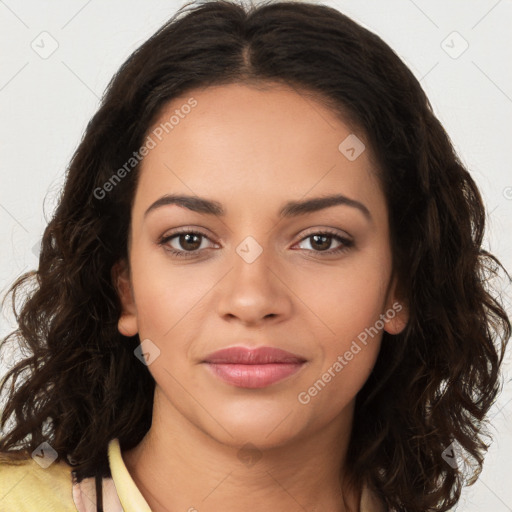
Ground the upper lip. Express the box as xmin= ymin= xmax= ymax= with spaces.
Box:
xmin=202 ymin=346 xmax=307 ymax=364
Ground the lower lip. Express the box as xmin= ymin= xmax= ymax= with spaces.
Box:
xmin=204 ymin=362 xmax=305 ymax=389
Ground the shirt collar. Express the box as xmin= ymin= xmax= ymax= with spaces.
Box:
xmin=108 ymin=438 xmax=152 ymax=511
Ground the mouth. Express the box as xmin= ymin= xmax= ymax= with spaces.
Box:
xmin=202 ymin=346 xmax=307 ymax=389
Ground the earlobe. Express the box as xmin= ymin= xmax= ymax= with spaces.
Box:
xmin=118 ymin=315 xmax=138 ymax=337
xmin=383 ymin=276 xmax=409 ymax=335
xmin=112 ymin=259 xmax=139 ymax=337
xmin=383 ymin=299 xmax=409 ymax=335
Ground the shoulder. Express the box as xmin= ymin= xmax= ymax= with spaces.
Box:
xmin=0 ymin=455 xmax=76 ymax=511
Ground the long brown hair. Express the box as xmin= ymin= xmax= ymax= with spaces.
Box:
xmin=1 ymin=1 xmax=510 ymax=510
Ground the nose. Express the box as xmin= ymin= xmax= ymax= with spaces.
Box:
xmin=215 ymin=242 xmax=293 ymax=327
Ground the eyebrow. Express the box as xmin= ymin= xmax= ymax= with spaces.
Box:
xmin=144 ymin=193 xmax=371 ymax=221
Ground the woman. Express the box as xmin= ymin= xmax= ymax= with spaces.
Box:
xmin=0 ymin=1 xmax=510 ymax=511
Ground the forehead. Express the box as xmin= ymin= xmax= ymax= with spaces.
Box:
xmin=135 ymin=82 xmax=384 ymax=219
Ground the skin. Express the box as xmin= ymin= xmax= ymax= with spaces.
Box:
xmin=115 ymin=82 xmax=408 ymax=512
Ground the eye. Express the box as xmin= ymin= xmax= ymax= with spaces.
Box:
xmin=158 ymin=229 xmax=217 ymax=259
xmin=158 ymin=228 xmax=354 ymax=259
xmin=294 ymin=229 xmax=354 ymax=256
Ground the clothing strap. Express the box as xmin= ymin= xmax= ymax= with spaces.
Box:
xmin=95 ymin=471 xmax=104 ymax=512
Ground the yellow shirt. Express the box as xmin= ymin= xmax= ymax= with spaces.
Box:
xmin=0 ymin=438 xmax=384 ymax=511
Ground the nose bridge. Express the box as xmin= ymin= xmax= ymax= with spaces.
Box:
xmin=215 ymin=233 xmax=292 ymax=324
xmin=231 ymin=234 xmax=276 ymax=299
xmin=234 ymin=234 xmax=273 ymax=288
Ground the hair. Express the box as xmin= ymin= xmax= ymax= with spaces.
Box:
xmin=0 ymin=1 xmax=510 ymax=510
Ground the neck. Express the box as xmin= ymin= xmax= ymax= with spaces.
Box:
xmin=122 ymin=387 xmax=361 ymax=512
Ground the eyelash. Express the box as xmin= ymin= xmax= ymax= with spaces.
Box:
xmin=158 ymin=227 xmax=354 ymax=259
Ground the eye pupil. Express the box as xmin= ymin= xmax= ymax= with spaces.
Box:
xmin=180 ymin=233 xmax=201 ymax=250
xmin=311 ymin=234 xmax=331 ymax=251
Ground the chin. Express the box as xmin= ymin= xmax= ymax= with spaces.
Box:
xmin=198 ymin=402 xmax=306 ymax=447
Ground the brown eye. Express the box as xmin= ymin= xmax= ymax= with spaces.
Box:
xmin=295 ymin=230 xmax=354 ymax=256
xmin=309 ymin=234 xmax=334 ymax=251
xmin=176 ymin=233 xmax=203 ymax=251
xmin=158 ymin=229 xmax=217 ymax=259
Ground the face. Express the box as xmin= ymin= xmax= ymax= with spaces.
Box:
xmin=114 ymin=82 xmax=408 ymax=450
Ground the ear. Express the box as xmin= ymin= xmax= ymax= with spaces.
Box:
xmin=112 ymin=259 xmax=139 ymax=337
xmin=383 ymin=277 xmax=409 ymax=335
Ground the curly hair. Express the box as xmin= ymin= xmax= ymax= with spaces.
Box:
xmin=0 ymin=1 xmax=510 ymax=510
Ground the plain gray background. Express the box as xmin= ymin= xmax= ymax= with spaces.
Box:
xmin=1 ymin=1 xmax=511 ymax=510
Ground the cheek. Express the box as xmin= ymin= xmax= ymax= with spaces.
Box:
xmin=128 ymin=248 xmax=212 ymax=339
xmin=292 ymin=252 xmax=391 ymax=343
xmin=298 ymin=267 xmax=386 ymax=414
xmin=297 ymin=337 xmax=381 ymax=422
xmin=292 ymin=249 xmax=389 ymax=399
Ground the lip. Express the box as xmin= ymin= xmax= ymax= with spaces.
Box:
xmin=202 ymin=346 xmax=307 ymax=389
xmin=203 ymin=346 xmax=306 ymax=364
